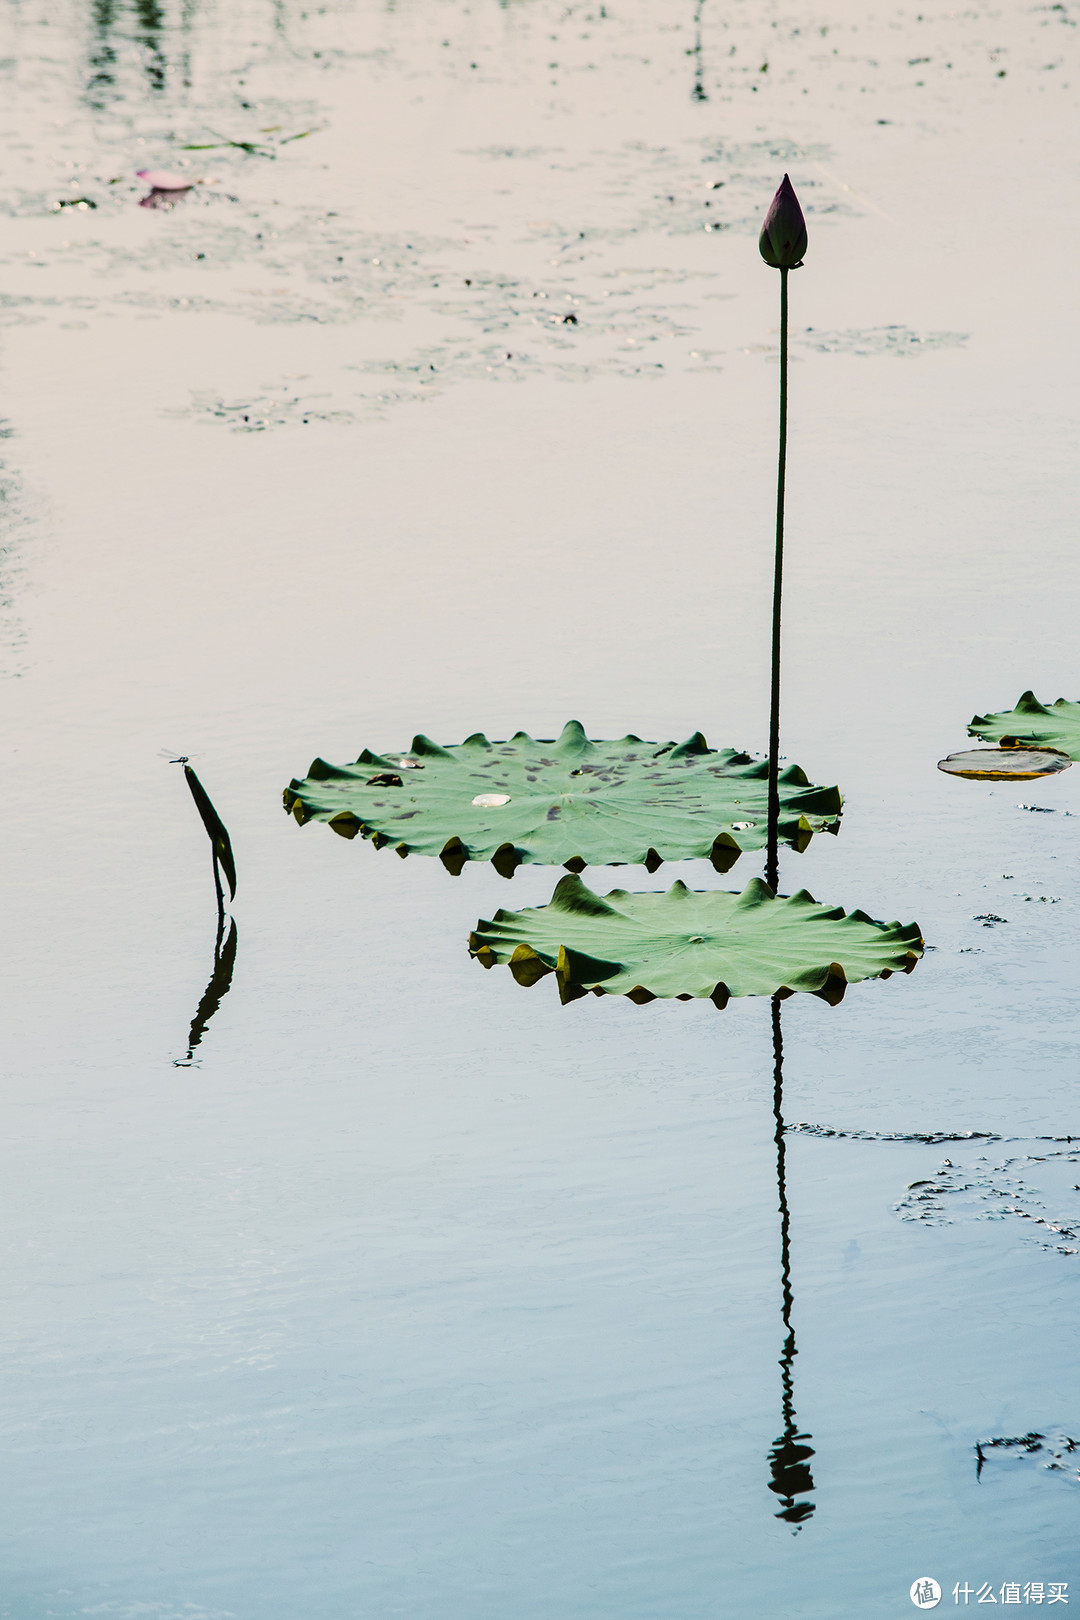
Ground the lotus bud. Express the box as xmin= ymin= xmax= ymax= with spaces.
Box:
xmin=759 ymin=175 xmax=807 ymax=270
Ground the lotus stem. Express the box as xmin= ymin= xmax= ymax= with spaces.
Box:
xmin=765 ymin=268 xmax=788 ymax=894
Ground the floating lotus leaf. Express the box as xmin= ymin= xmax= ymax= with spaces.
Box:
xmin=969 ymin=691 xmax=1080 ymax=760
xmin=283 ymin=722 xmax=842 ymax=875
xmin=938 ymin=747 xmax=1072 ymax=781
xmin=469 ymin=874 xmax=922 ymax=1006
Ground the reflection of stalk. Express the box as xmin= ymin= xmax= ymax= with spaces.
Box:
xmin=767 ymin=994 xmax=816 ymax=1527
xmin=765 ymin=268 xmax=788 ymax=895
xmin=690 ymin=0 xmax=708 ymax=102
xmin=175 ymin=911 xmax=238 ymax=1066
xmin=87 ymin=0 xmax=118 ymax=109
xmin=134 ymin=0 xmax=167 ymax=93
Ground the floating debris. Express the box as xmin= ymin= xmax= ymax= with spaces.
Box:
xmin=788 ymin=1125 xmax=1001 ymax=1144
xmin=976 ymin=1431 xmax=1080 ymax=1487
xmin=895 ymin=1148 xmax=1080 ymax=1255
xmin=174 ymin=388 xmax=359 ymax=431
xmin=798 ymin=324 xmax=968 ymax=357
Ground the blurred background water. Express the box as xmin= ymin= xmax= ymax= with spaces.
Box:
xmin=2 ymin=1 xmax=1080 ymax=1614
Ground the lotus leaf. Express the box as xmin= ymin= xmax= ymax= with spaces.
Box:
xmin=938 ymin=747 xmax=1071 ymax=781
xmin=969 ymin=691 xmax=1080 ymax=760
xmin=469 ymin=874 xmax=923 ymax=1006
xmin=284 ymin=722 xmax=842 ymax=876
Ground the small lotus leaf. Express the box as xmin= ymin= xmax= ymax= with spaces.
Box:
xmin=969 ymin=691 xmax=1080 ymax=761
xmin=469 ymin=874 xmax=923 ymax=1005
xmin=938 ymin=747 xmax=1071 ymax=781
xmin=283 ymin=722 xmax=842 ymax=875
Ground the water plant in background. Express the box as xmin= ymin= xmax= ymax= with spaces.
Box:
xmin=284 ymin=723 xmax=841 ymax=876
xmin=758 ymin=174 xmax=807 ymax=894
xmin=468 ymin=873 xmax=922 ymax=1007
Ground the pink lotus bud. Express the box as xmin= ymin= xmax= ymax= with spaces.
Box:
xmin=759 ymin=175 xmax=807 ymax=270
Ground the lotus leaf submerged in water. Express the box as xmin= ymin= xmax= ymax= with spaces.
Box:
xmin=968 ymin=691 xmax=1080 ymax=761
xmin=937 ymin=747 xmax=1071 ymax=781
xmin=284 ymin=722 xmax=842 ymax=875
xmin=469 ymin=873 xmax=923 ymax=1005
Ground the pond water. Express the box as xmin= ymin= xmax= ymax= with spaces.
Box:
xmin=2 ymin=0 xmax=1080 ymax=1615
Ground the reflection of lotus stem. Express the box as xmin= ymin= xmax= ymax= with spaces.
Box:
xmin=765 ymin=268 xmax=788 ymax=894
xmin=768 ymin=992 xmax=816 ymax=1527
xmin=175 ymin=914 xmax=239 ymax=1067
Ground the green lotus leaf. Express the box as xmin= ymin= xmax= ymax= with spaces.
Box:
xmin=283 ymin=722 xmax=842 ymax=875
xmin=969 ymin=691 xmax=1080 ymax=760
xmin=469 ymin=874 xmax=923 ymax=1006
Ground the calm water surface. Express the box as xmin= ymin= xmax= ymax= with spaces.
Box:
xmin=2 ymin=1 xmax=1079 ymax=1615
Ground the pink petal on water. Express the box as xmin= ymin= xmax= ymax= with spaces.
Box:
xmin=135 ymin=168 xmax=194 ymax=191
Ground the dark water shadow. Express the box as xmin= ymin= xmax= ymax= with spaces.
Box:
xmin=174 ymin=908 xmax=238 ymax=1066
xmin=767 ymin=994 xmax=817 ymax=1526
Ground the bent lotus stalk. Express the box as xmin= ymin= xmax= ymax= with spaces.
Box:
xmin=759 ymin=175 xmax=808 ymax=894
xmin=182 ymin=764 xmax=237 ymax=914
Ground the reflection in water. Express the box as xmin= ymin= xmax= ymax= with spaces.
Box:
xmin=174 ymin=909 xmax=238 ymax=1066
xmin=690 ymin=0 xmax=708 ymax=102
xmin=134 ymin=0 xmax=168 ymax=94
xmin=86 ymin=0 xmax=173 ymax=108
xmin=766 ymin=995 xmax=817 ymax=1527
xmin=87 ymin=0 xmax=119 ymax=109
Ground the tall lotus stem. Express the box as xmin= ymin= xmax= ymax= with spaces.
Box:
xmin=759 ymin=176 xmax=807 ymax=893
